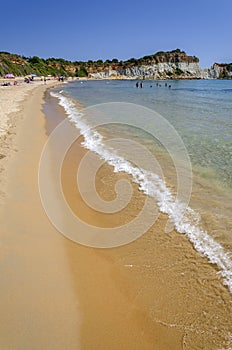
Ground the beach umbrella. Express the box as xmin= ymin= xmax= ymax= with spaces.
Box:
xmin=5 ymin=73 xmax=15 ymax=78
xmin=30 ymin=74 xmax=37 ymax=77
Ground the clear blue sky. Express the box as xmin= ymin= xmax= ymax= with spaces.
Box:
xmin=1 ymin=0 xmax=231 ymax=67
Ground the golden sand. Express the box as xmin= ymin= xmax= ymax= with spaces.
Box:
xmin=0 ymin=83 xmax=231 ymax=349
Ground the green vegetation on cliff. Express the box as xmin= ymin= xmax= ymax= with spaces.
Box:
xmin=0 ymin=52 xmax=77 ymax=77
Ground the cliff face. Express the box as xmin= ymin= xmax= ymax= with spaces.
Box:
xmin=90 ymin=62 xmax=202 ymax=79
xmin=90 ymin=62 xmax=232 ymax=80
xmin=90 ymin=50 xmax=202 ymax=79
xmin=202 ymin=63 xmax=232 ymax=79
xmin=89 ymin=51 xmax=232 ymax=80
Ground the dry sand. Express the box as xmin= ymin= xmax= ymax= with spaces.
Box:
xmin=0 ymin=82 xmax=232 ymax=349
xmin=0 ymin=82 xmax=81 ymax=349
xmin=0 ymin=79 xmax=59 ymax=202
xmin=0 ymin=80 xmax=42 ymax=137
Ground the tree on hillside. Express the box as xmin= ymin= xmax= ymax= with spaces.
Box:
xmin=76 ymin=66 xmax=88 ymax=77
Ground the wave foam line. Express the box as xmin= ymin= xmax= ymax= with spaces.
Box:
xmin=50 ymin=91 xmax=232 ymax=294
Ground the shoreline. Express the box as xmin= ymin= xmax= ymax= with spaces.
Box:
xmin=0 ymin=83 xmax=232 ymax=349
xmin=46 ymin=89 xmax=232 ymax=348
xmin=51 ymin=84 xmax=232 ymax=288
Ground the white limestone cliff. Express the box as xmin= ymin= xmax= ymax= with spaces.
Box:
xmin=90 ymin=62 xmax=232 ymax=80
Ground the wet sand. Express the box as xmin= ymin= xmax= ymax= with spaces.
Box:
xmin=0 ymin=86 xmax=232 ymax=349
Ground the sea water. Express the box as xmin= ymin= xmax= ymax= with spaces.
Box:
xmin=50 ymin=79 xmax=232 ymax=293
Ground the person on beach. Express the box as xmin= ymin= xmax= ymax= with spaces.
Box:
xmin=44 ymin=77 xmax=47 ymax=84
xmin=140 ymin=82 xmax=143 ymax=88
xmin=136 ymin=81 xmax=139 ymax=88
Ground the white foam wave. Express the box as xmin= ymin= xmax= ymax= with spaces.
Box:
xmin=50 ymin=91 xmax=232 ymax=294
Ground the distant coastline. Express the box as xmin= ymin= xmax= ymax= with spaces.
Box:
xmin=0 ymin=49 xmax=232 ymax=80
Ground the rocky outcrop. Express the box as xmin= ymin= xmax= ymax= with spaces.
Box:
xmin=90 ymin=63 xmax=232 ymax=80
xmin=90 ymin=62 xmax=203 ymax=79
xmin=200 ymin=63 xmax=232 ymax=79
xmin=89 ymin=50 xmax=202 ymax=79
xmin=89 ymin=51 xmax=232 ymax=80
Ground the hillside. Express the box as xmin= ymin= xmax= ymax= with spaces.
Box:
xmin=0 ymin=50 xmax=232 ymax=79
xmin=0 ymin=52 xmax=79 ymax=77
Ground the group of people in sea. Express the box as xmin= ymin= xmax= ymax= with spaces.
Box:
xmin=136 ymin=81 xmax=143 ymax=88
xmin=136 ymin=81 xmax=172 ymax=89
xmin=164 ymin=82 xmax=172 ymax=88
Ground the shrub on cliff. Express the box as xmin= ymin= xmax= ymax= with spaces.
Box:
xmin=76 ymin=67 xmax=88 ymax=77
xmin=227 ymin=64 xmax=232 ymax=72
xmin=170 ymin=48 xmax=183 ymax=54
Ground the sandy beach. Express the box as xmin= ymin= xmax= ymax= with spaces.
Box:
xmin=0 ymin=81 xmax=232 ymax=349
xmin=0 ymin=81 xmax=81 ymax=349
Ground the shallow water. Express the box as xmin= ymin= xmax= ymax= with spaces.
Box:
xmin=63 ymin=79 xmax=232 ymax=189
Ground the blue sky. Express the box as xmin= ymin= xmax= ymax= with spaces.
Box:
xmin=1 ymin=0 xmax=231 ymax=67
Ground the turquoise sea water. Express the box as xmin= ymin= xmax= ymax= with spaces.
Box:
xmin=51 ymin=79 xmax=232 ymax=292
xmin=63 ymin=79 xmax=232 ymax=189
